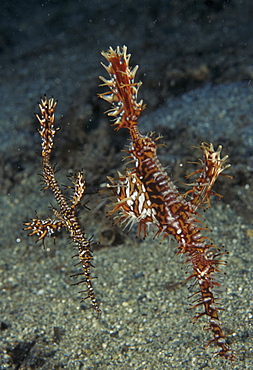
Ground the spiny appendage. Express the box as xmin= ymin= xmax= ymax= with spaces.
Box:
xmin=24 ymin=97 xmax=100 ymax=313
xmin=23 ymin=216 xmax=63 ymax=242
xmin=185 ymin=142 xmax=231 ymax=208
xmin=42 ymin=161 xmax=70 ymax=211
xmin=98 ymin=45 xmax=145 ymax=131
xmin=36 ymin=95 xmax=59 ymax=157
xmin=107 ymin=136 xmax=187 ymax=240
xmin=185 ymin=247 xmax=234 ymax=360
xmin=72 ymin=172 xmax=86 ymax=207
xmin=54 ymin=206 xmax=100 ymax=314
xmin=107 ymin=170 xmax=160 ymax=238
xmin=71 ymin=239 xmax=100 ymax=313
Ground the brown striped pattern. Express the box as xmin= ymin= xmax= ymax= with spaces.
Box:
xmin=100 ymin=46 xmax=234 ymax=360
xmin=24 ymin=96 xmax=100 ymax=313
